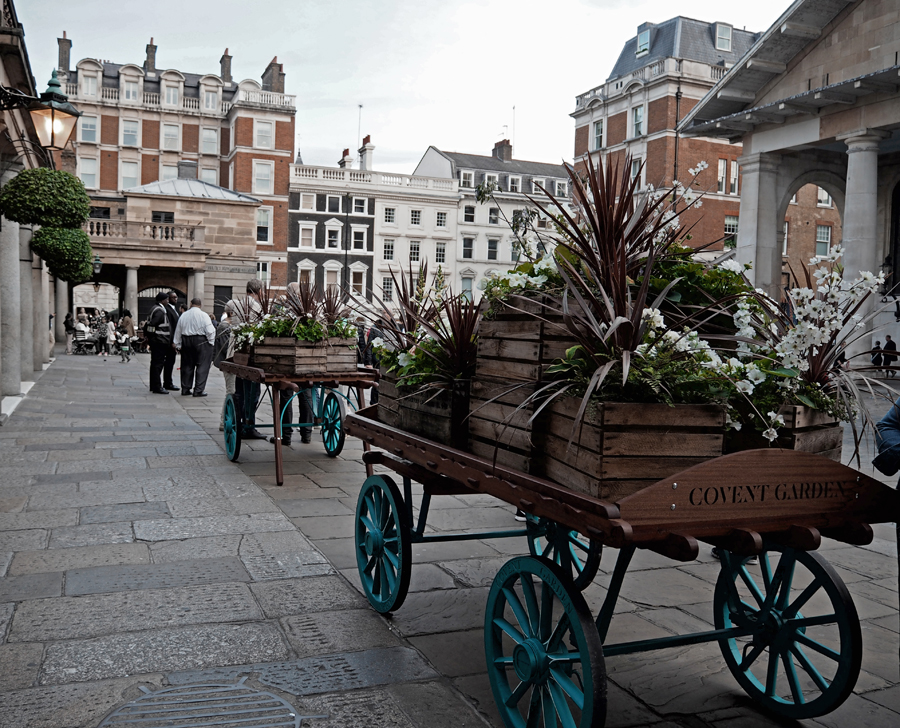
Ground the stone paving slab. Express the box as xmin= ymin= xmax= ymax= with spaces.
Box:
xmin=168 ymin=646 xmax=438 ymax=696
xmin=281 ymin=608 xmax=403 ymax=657
xmin=0 ymin=572 xmax=63 ymax=602
xmin=65 ymin=556 xmax=252 ymax=595
xmin=80 ymin=502 xmax=171 ymax=524
xmin=8 ymin=582 xmax=262 ymax=642
xmin=0 ymin=529 xmax=48 ymax=554
xmin=133 ymin=512 xmax=294 ymax=541
xmin=8 ymin=542 xmax=149 ymax=576
xmin=147 ymin=534 xmax=243 ymax=563
xmin=0 ymin=675 xmax=165 ymax=728
xmin=40 ymin=622 xmax=289 ymax=685
xmin=0 ymin=510 xmax=77 ymax=532
xmin=0 ymin=643 xmax=43 ymax=691
xmin=33 ymin=471 xmax=113 ymax=484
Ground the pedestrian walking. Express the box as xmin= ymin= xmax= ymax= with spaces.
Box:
xmin=96 ymin=316 xmax=110 ymax=356
xmin=872 ymin=340 xmax=884 ymax=374
xmin=163 ymin=291 xmax=181 ymax=391
xmin=121 ymin=309 xmax=135 ymax=338
xmin=885 ymin=335 xmax=897 ymax=378
xmin=146 ymin=292 xmax=173 ymax=394
xmin=173 ymin=298 xmax=216 ymax=397
xmin=63 ymin=313 xmax=75 ymax=355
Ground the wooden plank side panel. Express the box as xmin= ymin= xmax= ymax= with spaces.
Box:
xmin=479 ymin=319 xmax=543 ymax=341
xmin=476 ymin=359 xmax=542 ymax=381
xmin=469 ymin=417 xmax=533 ymax=451
xmin=542 ymin=455 xmax=600 ymax=498
xmin=477 ymin=338 xmax=541 ymax=362
xmin=601 ymin=402 xmax=725 ymax=428
xmin=603 ymin=431 xmax=723 ymax=458
xmin=469 ymin=440 xmax=534 ymax=473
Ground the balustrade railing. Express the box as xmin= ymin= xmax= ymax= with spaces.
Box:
xmin=236 ymin=89 xmax=296 ymax=108
xmin=289 ymin=166 xmax=457 ymax=192
xmin=83 ymin=220 xmax=199 ymax=243
xmin=711 ymin=66 xmax=726 ymax=81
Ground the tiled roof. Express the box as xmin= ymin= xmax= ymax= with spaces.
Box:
xmin=124 ymin=178 xmax=259 ymax=202
xmin=608 ymin=16 xmax=759 ymax=80
xmin=438 ymin=151 xmax=567 ymax=178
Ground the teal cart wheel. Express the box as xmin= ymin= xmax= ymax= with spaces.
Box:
xmin=223 ymin=394 xmax=242 ymax=462
xmin=321 ymin=391 xmax=346 ymax=457
xmin=714 ymin=544 xmax=862 ymax=719
xmin=355 ymin=474 xmax=411 ymax=614
xmin=526 ymin=517 xmax=602 ymax=591
xmin=485 ymin=556 xmax=606 ymax=728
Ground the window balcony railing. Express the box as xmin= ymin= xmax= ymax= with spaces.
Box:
xmin=291 ymin=166 xmax=456 ymax=191
xmin=83 ymin=220 xmax=205 ymax=244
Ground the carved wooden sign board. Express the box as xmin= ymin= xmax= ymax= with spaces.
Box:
xmin=616 ymin=449 xmax=900 ymax=544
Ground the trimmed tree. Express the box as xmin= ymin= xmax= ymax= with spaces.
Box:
xmin=0 ymin=168 xmax=91 ymax=228
xmin=30 ymin=227 xmax=94 ymax=284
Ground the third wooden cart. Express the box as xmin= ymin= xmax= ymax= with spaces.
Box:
xmin=345 ymin=405 xmax=899 ymax=727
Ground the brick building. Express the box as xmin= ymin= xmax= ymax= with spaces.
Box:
xmin=55 ymin=35 xmax=295 ymax=311
xmin=571 ymin=17 xmax=759 ymax=254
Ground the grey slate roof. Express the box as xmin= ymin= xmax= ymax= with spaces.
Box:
xmin=75 ymin=62 xmax=238 ymax=101
xmin=608 ymin=16 xmax=759 ymax=81
xmin=124 ymin=178 xmax=259 ymax=202
xmin=439 ymin=151 xmax=567 ymax=178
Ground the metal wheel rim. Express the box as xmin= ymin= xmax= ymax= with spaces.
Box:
xmin=485 ymin=556 xmax=607 ymax=728
xmin=321 ymin=391 xmax=345 ymax=457
xmin=354 ymin=474 xmax=411 ymax=613
xmin=526 ymin=518 xmax=602 ymax=591
xmin=714 ymin=544 xmax=862 ymax=719
xmin=223 ymin=395 xmax=241 ymax=462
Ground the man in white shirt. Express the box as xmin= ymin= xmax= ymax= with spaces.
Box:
xmin=173 ymin=298 xmax=216 ymax=397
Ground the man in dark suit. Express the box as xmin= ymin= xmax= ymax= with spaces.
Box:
xmin=884 ymin=335 xmax=897 ymax=378
xmin=163 ymin=291 xmax=181 ymax=391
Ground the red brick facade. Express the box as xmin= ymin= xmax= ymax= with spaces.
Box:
xmin=141 ymin=154 xmax=158 ymax=184
xmin=142 ymin=120 xmax=159 ymax=150
xmin=607 ymin=112 xmax=626 ymax=147
xmin=100 ymin=115 xmax=118 ymax=146
xmin=183 ymin=124 xmax=199 ymax=154
xmin=783 ymin=184 xmax=843 ymax=287
xmin=100 ymin=150 xmax=118 ymax=190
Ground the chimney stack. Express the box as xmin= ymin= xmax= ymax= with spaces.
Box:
xmin=177 ymin=160 xmax=198 ymax=180
xmin=57 ymin=32 xmax=71 ymax=73
xmin=261 ymin=56 xmax=285 ymax=93
xmin=358 ymin=134 xmax=375 ymax=171
xmin=338 ymin=148 xmax=353 ymax=169
xmin=220 ymin=48 xmax=232 ymax=85
xmin=493 ymin=139 xmax=513 ymax=162
xmin=144 ymin=37 xmax=157 ymax=76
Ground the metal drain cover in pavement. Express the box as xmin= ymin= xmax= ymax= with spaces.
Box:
xmin=98 ymin=678 xmax=305 ymax=727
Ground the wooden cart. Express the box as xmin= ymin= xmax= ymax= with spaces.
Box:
xmin=218 ymin=359 xmax=377 ymax=486
xmin=345 ymin=406 xmax=900 ymax=727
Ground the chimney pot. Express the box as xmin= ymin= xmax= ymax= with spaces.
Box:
xmin=220 ymin=49 xmax=233 ymax=85
xmin=358 ymin=136 xmax=375 ymax=171
xmin=57 ymin=33 xmax=72 ymax=73
xmin=144 ymin=38 xmax=158 ymax=76
xmin=261 ymin=57 xmax=285 ymax=93
xmin=338 ymin=149 xmax=353 ymax=169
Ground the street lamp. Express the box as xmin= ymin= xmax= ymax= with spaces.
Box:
xmin=0 ymin=70 xmax=80 ymax=165
xmin=91 ymin=254 xmax=103 ymax=293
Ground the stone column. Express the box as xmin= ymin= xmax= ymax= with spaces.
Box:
xmin=0 ymin=196 xmax=21 ymax=394
xmin=31 ymin=247 xmax=44 ymax=372
xmin=186 ymin=271 xmax=195 ymax=303
xmin=55 ymin=277 xmax=68 ymax=341
xmin=125 ymin=267 xmax=139 ymax=318
xmin=735 ymin=153 xmax=782 ymax=298
xmin=839 ymin=131 xmax=888 ymax=363
xmin=18 ymin=228 xmax=34 ymax=379
xmin=193 ymin=269 xmax=206 ymax=305
xmin=41 ymin=262 xmax=51 ymax=364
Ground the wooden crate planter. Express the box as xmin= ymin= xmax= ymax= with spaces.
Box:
xmin=377 ymin=368 xmax=402 ymax=429
xmin=537 ymin=398 xmax=726 ymax=501
xmin=468 ymin=377 xmax=541 ymax=473
xmin=398 ymin=382 xmax=470 ymax=451
xmin=251 ymin=337 xmax=328 ymax=376
xmin=324 ymin=337 xmax=358 ymax=374
xmin=725 ymin=405 xmax=842 ymax=461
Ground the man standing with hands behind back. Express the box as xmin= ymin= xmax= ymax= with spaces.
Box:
xmin=146 ymin=292 xmax=173 ymax=394
xmin=163 ymin=291 xmax=181 ymax=391
xmin=173 ymin=298 xmax=216 ymax=396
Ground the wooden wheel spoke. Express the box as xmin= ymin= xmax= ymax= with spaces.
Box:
xmin=776 ymin=551 xmax=797 ymax=611
xmin=739 ymin=641 xmax=766 ymax=671
xmin=546 ymin=612 xmax=571 ymax=652
xmin=567 ymin=544 xmax=585 ymax=571
xmin=765 ymin=647 xmax=779 ymax=697
xmin=540 ymin=686 xmax=558 ymax=728
xmin=784 ymin=577 xmax=825 ymax=620
xmin=493 ymin=655 xmax=514 ymax=666
xmin=382 ymin=548 xmax=400 ymax=571
xmin=548 ymin=650 xmax=583 ymax=665
xmin=539 ymin=581 xmax=554 ymax=642
xmin=747 ymin=565 xmax=776 ymax=615
xmin=525 ymin=686 xmax=542 ymax=728
xmin=359 ymin=513 xmax=378 ymax=534
xmin=505 ymin=679 xmax=531 ymax=708
xmin=503 ymin=587 xmax=535 ymax=638
xmin=520 ymin=574 xmax=541 ymax=636
xmin=363 ymin=554 xmax=377 ymax=576
xmin=494 ymin=616 xmax=527 ymax=645
xmin=782 ymin=651 xmax=805 ymax=705
xmin=363 ymin=495 xmax=378 ymax=523
xmin=791 ymin=644 xmax=830 ymax=692
xmin=794 ymin=630 xmax=840 ymax=661
xmin=379 ymin=559 xmax=390 ymax=596
xmin=549 ymin=666 xmax=585 ymax=708
xmin=546 ymin=677 xmax=581 ymax=727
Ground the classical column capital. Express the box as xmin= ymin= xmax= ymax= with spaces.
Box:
xmin=837 ymin=128 xmax=890 ymax=153
xmin=735 ymin=152 xmax=782 ymax=173
xmin=126 ymin=265 xmax=140 ymax=271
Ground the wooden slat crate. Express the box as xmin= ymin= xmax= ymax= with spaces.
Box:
xmin=468 ymin=376 xmax=542 ymax=472
xmin=324 ymin=337 xmax=358 ymax=373
xmin=725 ymin=404 xmax=842 ymax=461
xmin=537 ymin=399 xmax=726 ymax=501
xmin=398 ymin=384 xmax=470 ymax=451
xmin=377 ymin=368 xmax=402 ymax=429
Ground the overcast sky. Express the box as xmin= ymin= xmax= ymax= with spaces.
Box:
xmin=20 ymin=0 xmax=786 ymax=173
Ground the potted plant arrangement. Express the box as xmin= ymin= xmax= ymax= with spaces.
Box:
xmin=367 ymin=264 xmax=481 ymax=450
xmin=479 ymin=152 xmax=891 ymax=500
xmin=230 ymin=282 xmax=357 ymax=375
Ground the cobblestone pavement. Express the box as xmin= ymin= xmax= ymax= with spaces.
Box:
xmin=0 ymin=349 xmax=897 ymax=727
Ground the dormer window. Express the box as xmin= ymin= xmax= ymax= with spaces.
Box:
xmin=165 ymin=84 xmax=180 ymax=105
xmin=636 ymin=30 xmax=650 ymax=56
xmin=461 ymin=171 xmax=474 ymax=188
xmin=716 ymin=23 xmax=732 ymax=52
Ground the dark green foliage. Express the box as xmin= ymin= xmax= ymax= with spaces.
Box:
xmin=0 ymin=168 xmax=91 ymax=228
xmin=30 ymin=227 xmax=93 ymax=283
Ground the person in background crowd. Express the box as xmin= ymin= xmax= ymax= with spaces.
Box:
xmin=105 ymin=317 xmax=117 ymax=357
xmin=872 ymin=340 xmax=884 ymax=374
xmin=163 ymin=291 xmax=181 ymax=391
xmin=173 ymin=298 xmax=216 ymax=397
xmin=121 ymin=309 xmax=135 ymax=338
xmin=884 ymin=334 xmax=897 ymax=378
xmin=64 ymin=313 xmax=75 ymax=355
xmin=97 ymin=315 xmax=110 ymax=357
xmin=227 ymin=279 xmax=266 ymax=439
xmin=146 ymin=292 xmax=173 ymax=394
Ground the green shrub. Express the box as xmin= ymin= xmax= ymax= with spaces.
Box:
xmin=0 ymin=168 xmax=91 ymax=227
xmin=30 ymin=227 xmax=93 ymax=283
